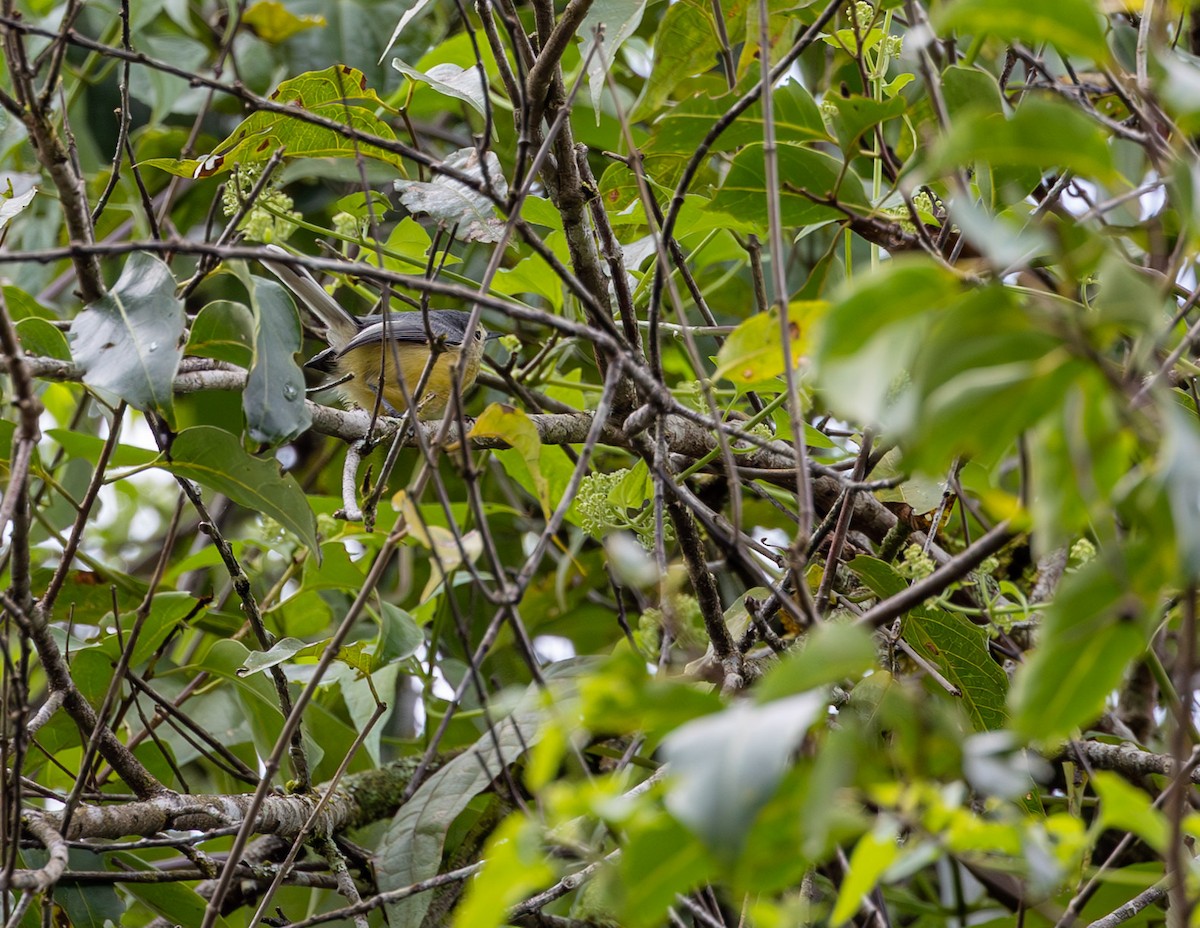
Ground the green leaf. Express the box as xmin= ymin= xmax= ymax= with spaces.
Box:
xmin=581 ymin=0 xmax=649 ymax=119
xmin=902 ymin=606 xmax=1009 ymax=731
xmin=28 ymin=850 xmax=124 ymax=928
xmin=69 ymin=252 xmax=184 ymax=425
xmin=928 ymin=97 xmax=1117 ymax=184
xmin=162 ymin=425 xmax=318 ymax=557
xmin=711 ymin=143 xmax=870 ymax=233
xmin=187 ymin=300 xmax=254 ymax=368
xmin=814 ymin=259 xmax=960 ymax=425
xmin=96 ymin=592 xmax=204 ymax=668
xmin=632 ymin=0 xmax=721 ymax=121
xmin=237 ymin=636 xmax=312 ymax=675
xmin=648 ymin=83 xmax=828 ymax=155
xmin=44 ymin=429 xmax=159 ymax=468
xmin=933 ymin=0 xmax=1108 ymax=63
xmin=757 ymin=622 xmax=878 ymax=702
xmin=849 ymin=556 xmax=1009 ymax=730
xmin=2 ymin=284 xmax=54 ymax=321
xmin=831 ymin=822 xmax=901 ymax=925
xmin=451 ymin=815 xmax=556 ymax=928
xmin=16 ymin=317 xmax=70 ymax=361
xmin=1093 ymin=771 xmax=1168 ymax=854
xmin=1009 ymin=557 xmax=1146 ymax=740
xmin=662 ymin=692 xmax=826 ymax=859
xmin=243 ymin=274 xmax=311 ymax=445
xmin=0 ymin=183 xmax=36 ymax=233
xmin=378 ymin=688 xmax=549 ymax=928
xmin=827 ymin=93 xmax=907 ymax=155
xmin=901 ymin=287 xmax=1085 ymax=471
xmin=620 ymin=814 xmax=714 ymax=928
xmin=375 ymin=601 xmax=424 ymax=664
xmin=141 ymin=66 xmax=405 ymax=177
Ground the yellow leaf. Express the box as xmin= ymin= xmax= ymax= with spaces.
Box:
xmin=243 ymin=1 xmax=325 ymax=43
xmin=714 ymin=301 xmax=827 ymax=387
xmin=470 ymin=403 xmax=552 ymax=519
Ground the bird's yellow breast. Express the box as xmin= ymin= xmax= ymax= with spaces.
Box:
xmin=335 ymin=340 xmax=483 ymax=419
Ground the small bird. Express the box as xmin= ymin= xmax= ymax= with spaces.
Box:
xmin=261 ymin=246 xmax=488 ymax=419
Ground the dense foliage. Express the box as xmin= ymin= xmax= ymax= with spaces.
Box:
xmin=4 ymin=0 xmax=1200 ymax=926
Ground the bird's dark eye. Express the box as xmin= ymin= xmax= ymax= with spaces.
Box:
xmin=474 ymin=329 xmax=483 ymax=340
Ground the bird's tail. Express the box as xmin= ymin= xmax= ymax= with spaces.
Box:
xmin=260 ymin=245 xmax=361 ymax=348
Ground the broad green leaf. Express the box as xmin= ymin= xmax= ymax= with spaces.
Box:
xmin=243 ymin=274 xmax=311 ymax=445
xmin=827 ymin=93 xmax=907 ymax=155
xmin=1159 ymin=53 xmax=1200 ymax=135
xmin=621 ymin=814 xmax=714 ymax=928
xmin=187 ymin=300 xmax=254 ymax=367
xmin=378 ymin=686 xmax=549 ymax=928
xmin=581 ymin=648 xmax=724 ymax=738
xmin=2 ymin=283 xmax=54 ymax=321
xmin=662 ymin=692 xmax=825 ymax=859
xmin=243 ymin=0 xmax=325 ymax=42
xmin=899 ymin=286 xmax=1083 ymax=470
xmin=1093 ymin=771 xmax=1168 ymax=854
xmin=928 ymin=97 xmax=1117 ymax=184
xmin=44 ymin=429 xmax=159 ymax=468
xmin=849 ymin=556 xmax=1009 ymax=730
xmin=96 ymin=592 xmax=205 ymax=668
xmin=1009 ymin=557 xmax=1146 ymax=740
xmin=711 ymin=143 xmax=870 ymax=233
xmin=141 ymin=66 xmax=405 ymax=178
xmin=471 ymin=403 xmax=550 ymax=518
xmin=69 ymin=252 xmax=184 ymax=425
xmin=451 ymin=815 xmax=556 ymax=928
xmin=831 ymin=822 xmax=900 ymax=925
xmin=714 ymin=301 xmax=825 ymax=387
xmin=493 ymin=252 xmax=564 ymax=309
xmin=632 ymin=0 xmax=721 ymax=121
xmin=902 ymin=606 xmax=1008 ymax=731
xmin=1029 ymin=377 xmax=1135 ymax=551
xmin=376 ymin=602 xmax=424 ymax=664
xmin=608 ymin=458 xmax=651 ymax=510
xmin=756 ymin=622 xmax=878 ymax=702
xmin=941 ymin=65 xmax=1004 ymax=119
xmin=16 ymin=317 xmax=71 ymax=361
xmin=581 ymin=0 xmax=649 ymax=119
xmin=192 ymin=639 xmax=326 ymax=770
xmin=18 ymin=850 xmax=124 ymax=928
xmin=933 ymin=0 xmax=1108 ymax=63
xmin=814 ymin=259 xmax=960 ymax=425
xmin=162 ymin=425 xmax=319 ymax=557
xmin=647 ymin=83 xmax=828 ymax=155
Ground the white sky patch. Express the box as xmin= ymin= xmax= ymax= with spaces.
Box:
xmin=1138 ymin=182 xmax=1166 ymax=221
xmin=534 ymin=635 xmax=576 ymax=664
xmin=1060 ymin=178 xmax=1097 ymax=217
xmin=752 ymin=527 xmax=789 ymax=572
